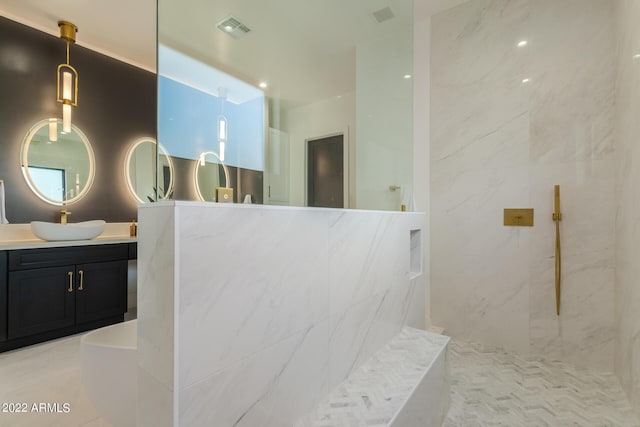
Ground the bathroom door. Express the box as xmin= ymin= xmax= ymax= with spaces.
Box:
xmin=307 ymin=134 xmax=344 ymax=208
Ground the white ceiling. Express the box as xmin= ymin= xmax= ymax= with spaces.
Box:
xmin=158 ymin=0 xmax=416 ymax=108
xmin=0 ymin=0 xmax=157 ymax=71
xmin=0 ymin=0 xmax=467 ymax=108
xmin=415 ymin=0 xmax=470 ymax=19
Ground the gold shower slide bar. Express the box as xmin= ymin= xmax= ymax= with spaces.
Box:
xmin=553 ymin=185 xmax=562 ymax=315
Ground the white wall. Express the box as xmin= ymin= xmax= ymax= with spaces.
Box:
xmin=614 ymin=0 xmax=640 ymax=415
xmin=429 ymin=0 xmax=617 ymax=371
xmin=281 ymin=93 xmax=355 ymax=207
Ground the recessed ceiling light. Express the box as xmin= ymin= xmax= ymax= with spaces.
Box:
xmin=259 ymin=82 xmax=268 ymax=89
xmin=403 ymin=74 xmax=412 ymax=79
xmin=518 ymin=40 xmax=528 ymax=47
xmin=634 ymin=54 xmax=640 ymax=59
xmin=522 ymin=78 xmax=531 ymax=83
xmin=224 ymin=25 xmax=233 ymax=32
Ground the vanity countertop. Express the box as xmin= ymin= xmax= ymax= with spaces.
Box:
xmin=0 ymin=222 xmax=136 ymax=250
xmin=0 ymin=235 xmax=136 ymax=251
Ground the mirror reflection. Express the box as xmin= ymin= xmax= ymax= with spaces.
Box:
xmin=20 ymin=118 xmax=95 ymax=206
xmin=194 ymin=151 xmax=230 ymax=202
xmin=158 ymin=0 xmax=413 ymax=211
xmin=124 ymin=138 xmax=174 ymax=203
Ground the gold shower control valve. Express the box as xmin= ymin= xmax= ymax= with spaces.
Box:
xmin=504 ymin=208 xmax=534 ymax=226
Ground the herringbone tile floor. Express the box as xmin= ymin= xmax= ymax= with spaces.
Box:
xmin=443 ymin=340 xmax=640 ymax=427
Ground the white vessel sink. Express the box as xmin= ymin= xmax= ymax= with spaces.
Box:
xmin=30 ymin=220 xmax=106 ymax=241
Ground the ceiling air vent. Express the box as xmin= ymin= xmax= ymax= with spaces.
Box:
xmin=217 ymin=16 xmax=251 ymax=39
xmin=372 ymin=7 xmax=395 ymax=23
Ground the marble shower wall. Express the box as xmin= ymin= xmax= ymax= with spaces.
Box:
xmin=137 ymin=202 xmax=425 ymax=426
xmin=614 ymin=0 xmax=640 ymax=415
xmin=430 ymin=0 xmax=617 ymax=371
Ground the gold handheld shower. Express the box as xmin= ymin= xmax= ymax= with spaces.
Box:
xmin=553 ymin=185 xmax=562 ymax=315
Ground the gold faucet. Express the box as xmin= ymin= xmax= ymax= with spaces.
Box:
xmin=60 ymin=210 xmax=71 ymax=224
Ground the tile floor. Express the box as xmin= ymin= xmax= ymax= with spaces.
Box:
xmin=0 ymin=333 xmax=111 ymax=427
xmin=0 ymin=309 xmax=135 ymax=427
xmin=443 ymin=340 xmax=640 ymax=427
xmin=1 ymin=329 xmax=638 ymax=427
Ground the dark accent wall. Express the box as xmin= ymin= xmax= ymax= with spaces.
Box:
xmin=0 ymin=16 xmax=156 ymax=223
xmin=228 ymin=166 xmax=264 ymax=204
xmin=0 ymin=16 xmax=263 ymax=222
xmin=169 ymin=157 xmax=263 ymax=204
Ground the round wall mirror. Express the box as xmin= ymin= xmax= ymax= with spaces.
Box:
xmin=20 ymin=118 xmax=95 ymax=206
xmin=124 ymin=138 xmax=174 ymax=203
xmin=194 ymin=151 xmax=230 ymax=202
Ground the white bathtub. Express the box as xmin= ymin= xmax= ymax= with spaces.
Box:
xmin=81 ymin=320 xmax=137 ymax=427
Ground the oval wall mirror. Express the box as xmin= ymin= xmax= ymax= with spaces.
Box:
xmin=194 ymin=151 xmax=230 ymax=202
xmin=124 ymin=138 xmax=174 ymax=203
xmin=20 ymin=118 xmax=95 ymax=206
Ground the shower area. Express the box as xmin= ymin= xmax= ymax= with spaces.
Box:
xmin=428 ymin=0 xmax=640 ymax=422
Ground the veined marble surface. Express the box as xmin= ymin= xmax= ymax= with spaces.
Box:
xmin=444 ymin=339 xmax=639 ymax=426
xmin=430 ymin=0 xmax=617 ymax=371
xmin=180 ymin=322 xmax=329 ymax=427
xmin=137 ymin=207 xmax=176 ymax=427
xmin=614 ymin=0 xmax=640 ymax=416
xmin=137 ymin=202 xmax=426 ymax=426
xmin=296 ymin=327 xmax=449 ymax=427
xmin=327 ymin=210 xmax=423 ymax=388
xmin=177 ymin=206 xmax=329 ymax=386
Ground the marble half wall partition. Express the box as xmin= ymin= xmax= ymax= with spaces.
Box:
xmin=137 ymin=201 xmax=426 ymax=426
xmin=430 ymin=0 xmax=617 ymax=371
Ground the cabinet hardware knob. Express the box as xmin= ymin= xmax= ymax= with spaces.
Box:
xmin=78 ymin=270 xmax=84 ymax=291
xmin=67 ymin=271 xmax=73 ymax=292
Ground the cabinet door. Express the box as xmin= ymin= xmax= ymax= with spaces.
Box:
xmin=75 ymin=260 xmax=127 ymax=324
xmin=8 ymin=266 xmax=76 ymax=339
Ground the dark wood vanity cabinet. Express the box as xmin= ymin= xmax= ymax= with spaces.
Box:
xmin=0 ymin=243 xmax=135 ymax=352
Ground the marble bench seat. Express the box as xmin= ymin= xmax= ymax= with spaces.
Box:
xmin=295 ymin=327 xmax=451 ymax=427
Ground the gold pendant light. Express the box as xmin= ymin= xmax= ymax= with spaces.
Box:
xmin=218 ymin=87 xmax=227 ymax=161
xmin=56 ymin=21 xmax=78 ymax=134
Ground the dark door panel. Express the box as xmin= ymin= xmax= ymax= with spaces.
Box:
xmin=308 ymin=135 xmax=344 ymax=208
xmin=75 ymin=260 xmax=128 ymax=324
xmin=8 ymin=266 xmax=76 ymax=339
